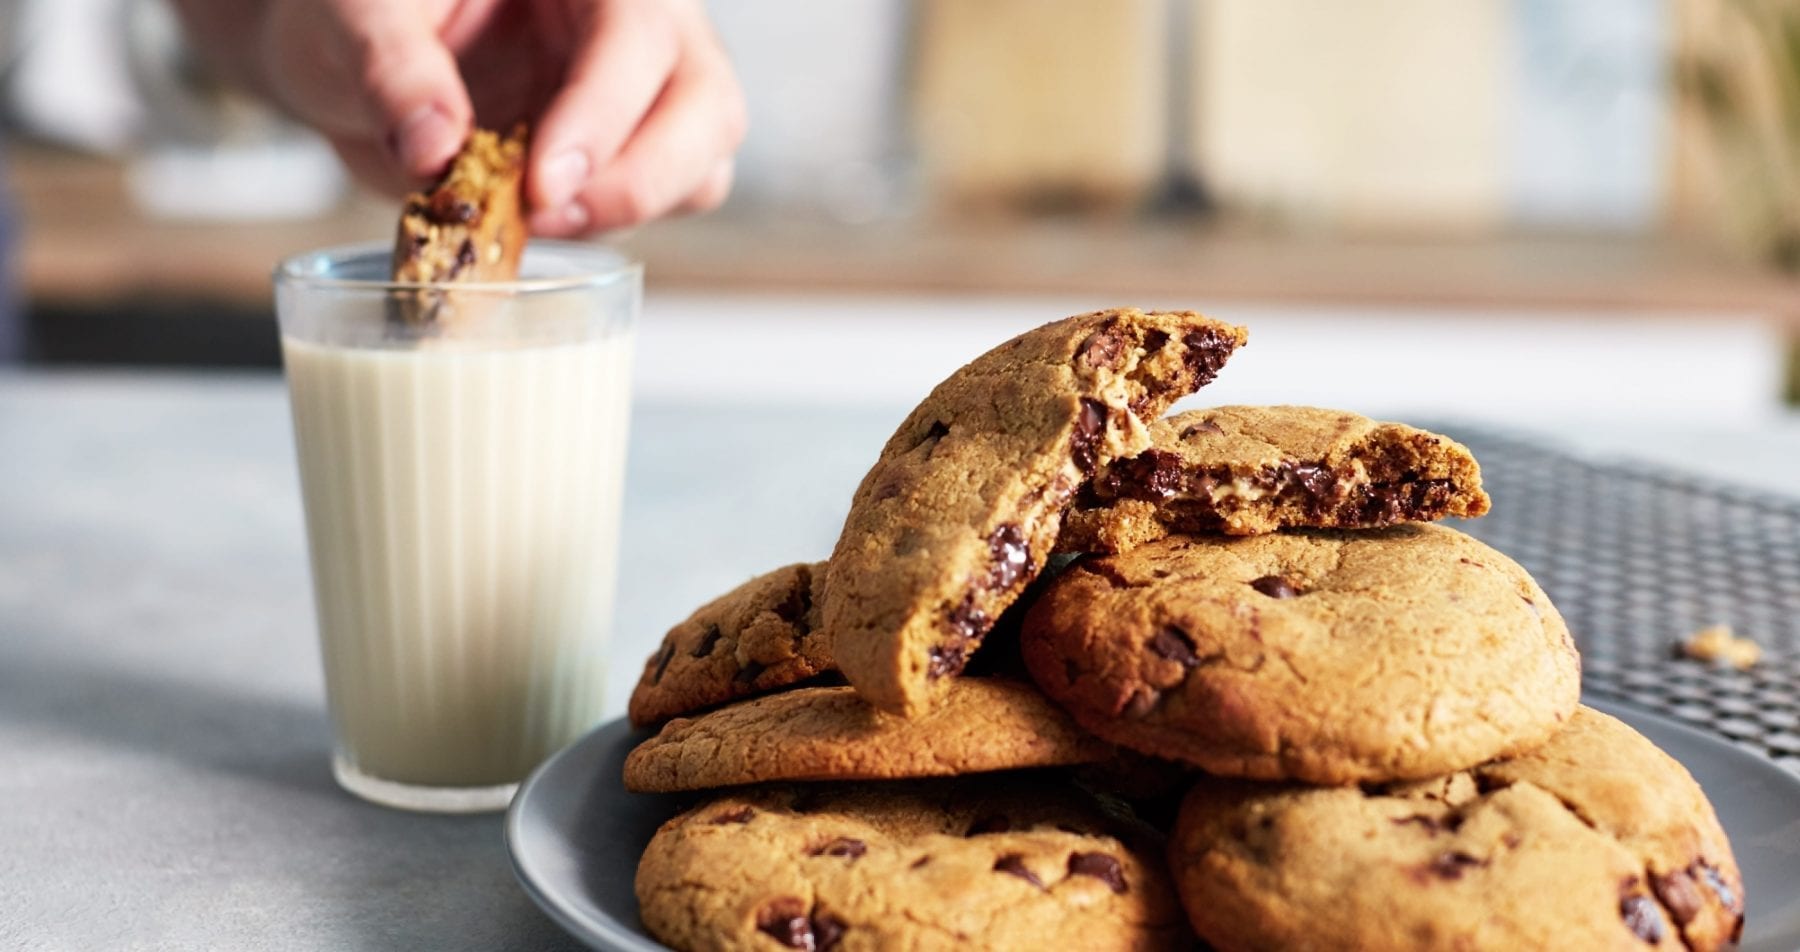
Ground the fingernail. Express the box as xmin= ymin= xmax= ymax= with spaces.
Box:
xmin=538 ymin=149 xmax=591 ymax=207
xmin=529 ymin=202 xmax=590 ymax=235
xmin=389 ymin=104 xmax=459 ymax=175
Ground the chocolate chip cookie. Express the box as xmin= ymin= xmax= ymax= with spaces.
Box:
xmin=826 ymin=309 xmax=1249 ymax=717
xmin=622 ymin=678 xmax=1115 ymax=793
xmin=628 ymin=562 xmax=832 ymax=727
xmin=390 ymin=126 xmax=527 ymax=305
xmin=1058 ymin=406 xmax=1491 ymax=552
xmin=1170 ymin=705 xmax=1744 ymax=952
xmin=1021 ymin=524 xmax=1580 ymax=784
xmin=636 ymin=776 xmax=1189 ymax=951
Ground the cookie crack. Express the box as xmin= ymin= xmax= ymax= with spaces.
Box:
xmin=1488 ymin=778 xmax=1693 ymax=951
xmin=893 ymin=899 xmax=980 ymax=943
xmin=1267 ymin=646 xmax=1309 ymax=686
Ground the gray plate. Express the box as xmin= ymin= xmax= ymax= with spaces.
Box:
xmin=507 ymin=698 xmax=1800 ymax=951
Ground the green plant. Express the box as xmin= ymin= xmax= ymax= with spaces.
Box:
xmin=1679 ymin=0 xmax=1800 ymax=270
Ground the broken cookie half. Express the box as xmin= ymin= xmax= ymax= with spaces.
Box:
xmin=824 ymin=308 xmax=1249 ymax=718
xmin=1058 ymin=405 xmax=1490 ymax=553
xmin=390 ymin=125 xmax=528 ymax=320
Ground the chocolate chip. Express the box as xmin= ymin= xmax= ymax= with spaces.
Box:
xmin=1181 ymin=329 xmax=1235 ymax=386
xmin=1285 ymin=461 xmax=1335 ymax=498
xmin=1653 ymin=868 xmax=1703 ymax=926
xmin=1067 ymin=852 xmax=1127 ymax=893
xmin=444 ymin=238 xmax=478 ymax=280
xmin=735 ymin=660 xmax=768 ymax=685
xmin=812 ymin=914 xmax=847 ymax=951
xmin=1148 ymin=625 xmax=1201 ymax=667
xmin=692 ymin=623 xmax=723 ymax=658
xmin=810 ymin=837 xmax=867 ymax=859
xmin=650 ymin=643 xmax=676 ymax=683
xmin=1077 ymin=325 xmax=1126 ymax=370
xmin=927 ymin=644 xmax=968 ymax=680
xmin=915 ymin=420 xmax=950 ymax=455
xmin=987 ymin=523 xmax=1031 ymax=591
xmin=1098 ymin=449 xmax=1186 ymax=500
xmin=1424 ymin=851 xmax=1484 ymax=880
xmin=756 ymin=897 xmax=844 ymax=951
xmin=1143 ymin=329 xmax=1170 ymax=354
xmin=1179 ymin=419 xmax=1223 ymax=438
xmin=1346 ymin=479 xmax=1451 ymax=524
xmin=993 ymin=854 xmax=1044 ymax=889
xmin=425 ymin=190 xmax=480 ymax=225
xmin=967 ymin=815 xmax=1011 ymax=836
xmin=1071 ymin=399 xmax=1108 ymax=474
xmin=711 ymin=806 xmax=755 ymax=824
xmin=775 ymin=583 xmax=812 ymax=626
xmin=910 ymin=855 xmax=932 ymax=869
xmin=431 ymin=237 xmax=474 ymax=281
xmin=1473 ymin=772 xmax=1509 ymax=795
xmin=1249 ymin=575 xmax=1301 ymax=599
xmin=757 ymin=897 xmax=808 ymax=944
xmin=946 ymin=593 xmax=987 ymax=639
xmin=1620 ymin=894 xmax=1666 ymax=944
xmin=1699 ymin=861 xmax=1740 ymax=912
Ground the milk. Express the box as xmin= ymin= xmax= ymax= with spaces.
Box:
xmin=283 ymin=334 xmax=632 ymax=790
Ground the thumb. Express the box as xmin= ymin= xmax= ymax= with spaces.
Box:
xmin=266 ymin=0 xmax=472 ymax=179
xmin=352 ymin=3 xmax=473 ymax=178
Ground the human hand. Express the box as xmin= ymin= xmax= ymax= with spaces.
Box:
xmin=257 ymin=0 xmax=745 ymax=235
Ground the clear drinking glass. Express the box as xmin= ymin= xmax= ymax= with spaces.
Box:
xmin=274 ymin=242 xmax=639 ymax=812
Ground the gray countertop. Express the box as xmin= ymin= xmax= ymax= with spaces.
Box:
xmin=0 ymin=371 xmax=891 ymax=952
xmin=5 ymin=370 xmax=1799 ymax=951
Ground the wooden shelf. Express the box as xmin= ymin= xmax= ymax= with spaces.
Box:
xmin=12 ymin=148 xmax=1800 ymax=326
xmin=629 ymin=216 xmax=1800 ymax=323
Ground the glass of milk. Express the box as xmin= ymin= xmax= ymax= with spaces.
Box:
xmin=274 ymin=242 xmax=638 ymax=812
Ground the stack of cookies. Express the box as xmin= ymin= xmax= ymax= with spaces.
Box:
xmin=623 ymin=309 xmax=1746 ymax=951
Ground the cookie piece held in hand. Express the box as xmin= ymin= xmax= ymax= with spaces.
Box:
xmin=1022 ymin=524 xmax=1580 ymax=784
xmin=622 ymin=679 xmax=1114 ymax=793
xmin=627 ymin=562 xmax=832 ymax=728
xmin=390 ymin=126 xmax=527 ymax=292
xmin=1170 ymin=706 xmax=1745 ymax=952
xmin=636 ymin=776 xmax=1189 ymax=952
xmin=826 ymin=308 xmax=1248 ymax=717
xmin=1059 ymin=406 xmax=1491 ymax=552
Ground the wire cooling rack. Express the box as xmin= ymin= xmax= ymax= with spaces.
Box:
xmin=1439 ymin=426 xmax=1800 ymax=775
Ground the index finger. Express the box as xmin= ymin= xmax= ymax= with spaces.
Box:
xmin=526 ymin=0 xmax=681 ymax=213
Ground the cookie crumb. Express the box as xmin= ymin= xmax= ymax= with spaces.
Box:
xmin=1678 ymin=625 xmax=1760 ymax=670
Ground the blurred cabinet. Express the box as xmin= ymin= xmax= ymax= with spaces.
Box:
xmin=912 ymin=0 xmax=1169 ymax=213
xmin=1193 ymin=0 xmax=1508 ymax=232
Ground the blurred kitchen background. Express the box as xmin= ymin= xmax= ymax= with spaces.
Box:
xmin=3 ymin=0 xmax=1799 ymax=437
